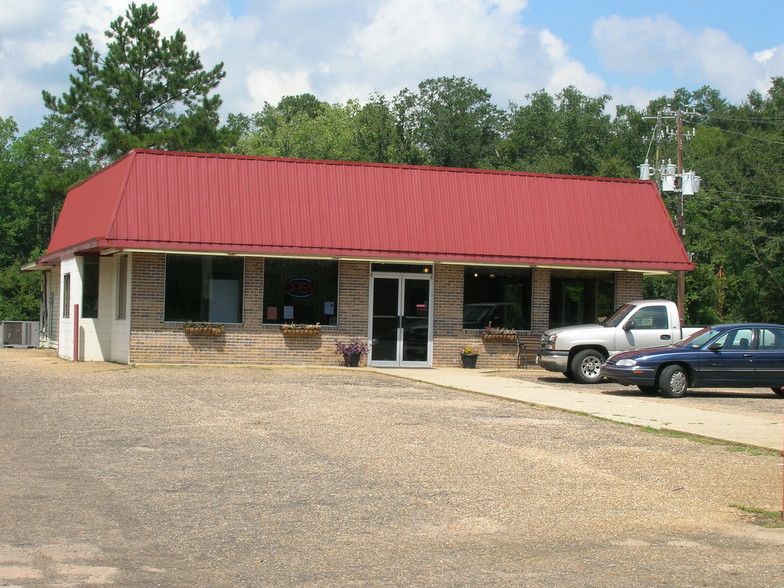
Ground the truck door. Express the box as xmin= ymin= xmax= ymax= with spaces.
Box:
xmin=616 ymin=304 xmax=673 ymax=350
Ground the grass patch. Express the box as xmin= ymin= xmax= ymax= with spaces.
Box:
xmin=730 ymin=504 xmax=784 ymax=528
xmin=637 ymin=426 xmax=778 ymax=455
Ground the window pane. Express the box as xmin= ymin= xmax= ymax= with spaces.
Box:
xmin=463 ymin=267 xmax=531 ymax=330
xmin=116 ymin=255 xmax=128 ymax=320
xmin=759 ymin=328 xmax=784 ymax=350
xmin=629 ymin=306 xmax=669 ymax=329
xmin=82 ymin=257 xmax=99 ymax=319
xmin=164 ymin=255 xmax=243 ymax=323
xmin=63 ymin=273 xmax=71 ymax=318
xmin=264 ymin=259 xmax=338 ymax=325
xmin=549 ymin=275 xmax=614 ymax=327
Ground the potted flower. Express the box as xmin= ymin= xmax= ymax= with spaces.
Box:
xmin=460 ymin=346 xmax=479 ymax=368
xmin=334 ymin=338 xmax=369 ymax=367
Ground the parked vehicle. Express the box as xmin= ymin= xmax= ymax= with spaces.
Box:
xmin=600 ymin=324 xmax=784 ymax=398
xmin=536 ymin=300 xmax=702 ymax=384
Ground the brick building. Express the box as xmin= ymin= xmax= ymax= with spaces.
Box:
xmin=26 ymin=149 xmax=692 ymax=368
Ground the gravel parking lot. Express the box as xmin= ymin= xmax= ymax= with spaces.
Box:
xmin=1 ymin=349 xmax=783 ymax=587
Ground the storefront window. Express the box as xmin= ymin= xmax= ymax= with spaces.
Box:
xmin=264 ymin=259 xmax=338 ymax=325
xmin=82 ymin=257 xmax=99 ymax=318
xmin=549 ymin=274 xmax=614 ymax=327
xmin=164 ymin=255 xmax=244 ymax=323
xmin=463 ymin=267 xmax=531 ymax=330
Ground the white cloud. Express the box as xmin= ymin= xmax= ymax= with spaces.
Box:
xmin=5 ymin=0 xmax=781 ymax=135
xmin=538 ymin=29 xmax=606 ymax=96
xmin=592 ymin=14 xmax=784 ymax=102
xmin=246 ymin=68 xmax=312 ymax=109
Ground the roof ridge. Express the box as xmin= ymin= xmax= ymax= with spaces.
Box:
xmin=130 ymin=148 xmax=648 ymax=185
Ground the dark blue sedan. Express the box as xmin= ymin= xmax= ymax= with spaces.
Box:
xmin=600 ymin=324 xmax=784 ymax=398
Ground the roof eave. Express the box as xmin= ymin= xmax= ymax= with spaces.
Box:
xmin=97 ymin=239 xmax=692 ymax=274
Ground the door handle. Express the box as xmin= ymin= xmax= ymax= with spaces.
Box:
xmin=660 ymin=334 xmax=671 ymax=340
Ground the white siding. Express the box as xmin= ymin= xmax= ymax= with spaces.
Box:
xmin=109 ymin=254 xmax=131 ymax=363
xmin=58 ymin=257 xmax=79 ymax=360
xmin=57 ymin=255 xmax=132 ymax=363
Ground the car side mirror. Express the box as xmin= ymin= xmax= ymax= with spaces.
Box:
xmin=623 ymin=321 xmax=635 ymax=331
xmin=708 ymin=342 xmax=723 ymax=352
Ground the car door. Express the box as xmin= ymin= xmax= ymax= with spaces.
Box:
xmin=753 ymin=327 xmax=784 ymax=386
xmin=693 ymin=327 xmax=756 ymax=385
xmin=616 ymin=304 xmax=674 ymax=350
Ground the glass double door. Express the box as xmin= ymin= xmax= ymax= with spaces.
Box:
xmin=369 ymin=273 xmax=432 ymax=367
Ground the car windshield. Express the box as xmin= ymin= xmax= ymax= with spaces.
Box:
xmin=603 ymin=304 xmax=634 ymax=328
xmin=676 ymin=327 xmax=722 ymax=349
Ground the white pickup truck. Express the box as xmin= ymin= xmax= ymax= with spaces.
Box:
xmin=536 ymin=300 xmax=702 ymax=384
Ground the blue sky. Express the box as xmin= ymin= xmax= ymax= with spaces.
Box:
xmin=1 ymin=0 xmax=782 ymax=132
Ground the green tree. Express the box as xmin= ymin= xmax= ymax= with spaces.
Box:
xmin=354 ymin=93 xmax=398 ymax=163
xmin=407 ymin=76 xmax=505 ymax=168
xmin=238 ymin=96 xmax=362 ymax=161
xmin=42 ymin=2 xmax=225 ymax=160
xmin=0 ymin=114 xmax=96 ymax=320
xmin=505 ymin=86 xmax=611 ymax=176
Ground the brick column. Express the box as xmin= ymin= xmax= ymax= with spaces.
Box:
xmin=615 ymin=272 xmax=644 ymax=306
xmin=531 ymin=267 xmax=551 ymax=333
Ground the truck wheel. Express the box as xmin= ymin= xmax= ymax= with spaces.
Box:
xmin=659 ymin=365 xmax=688 ymax=398
xmin=570 ymin=350 xmax=605 ymax=384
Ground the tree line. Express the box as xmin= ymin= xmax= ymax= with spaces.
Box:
xmin=1 ymin=2 xmax=783 ymax=326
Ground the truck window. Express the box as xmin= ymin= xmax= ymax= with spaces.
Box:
xmin=604 ymin=304 xmax=634 ymax=328
xmin=628 ymin=306 xmax=669 ymax=330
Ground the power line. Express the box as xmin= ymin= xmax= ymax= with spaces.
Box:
xmin=705 ymin=115 xmax=784 ymax=125
xmin=694 ymin=121 xmax=784 ymax=145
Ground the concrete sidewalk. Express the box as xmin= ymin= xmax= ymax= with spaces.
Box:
xmin=370 ymin=367 xmax=784 ymax=451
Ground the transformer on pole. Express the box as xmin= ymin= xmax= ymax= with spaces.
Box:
xmin=640 ymin=108 xmax=701 ymax=323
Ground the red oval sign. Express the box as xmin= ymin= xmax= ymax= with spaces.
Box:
xmin=284 ymin=278 xmax=316 ymax=298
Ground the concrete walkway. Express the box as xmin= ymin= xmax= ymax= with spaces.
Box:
xmin=370 ymin=367 xmax=784 ymax=451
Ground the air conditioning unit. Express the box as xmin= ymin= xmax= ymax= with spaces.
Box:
xmin=1 ymin=321 xmax=39 ymax=348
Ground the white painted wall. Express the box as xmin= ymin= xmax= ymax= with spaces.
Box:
xmin=109 ymin=254 xmax=131 ymax=364
xmin=58 ymin=257 xmax=79 ymax=361
xmin=57 ymin=254 xmax=132 ymax=363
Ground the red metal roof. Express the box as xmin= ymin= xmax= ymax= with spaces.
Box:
xmin=43 ymin=149 xmax=693 ymax=271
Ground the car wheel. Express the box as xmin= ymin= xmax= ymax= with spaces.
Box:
xmin=659 ymin=365 xmax=688 ymax=398
xmin=637 ymin=385 xmax=658 ymax=394
xmin=771 ymin=387 xmax=784 ymax=397
xmin=570 ymin=349 xmax=605 ymax=384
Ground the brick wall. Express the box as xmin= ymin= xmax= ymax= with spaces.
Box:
xmin=127 ymin=253 xmax=643 ymax=368
xmin=615 ymin=272 xmax=644 ymax=306
xmin=129 ymin=254 xmax=371 ymax=366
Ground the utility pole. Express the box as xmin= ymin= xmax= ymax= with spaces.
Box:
xmin=675 ymin=110 xmax=685 ymax=326
xmin=640 ymin=108 xmax=700 ymax=326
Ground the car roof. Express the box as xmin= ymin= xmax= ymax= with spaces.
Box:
xmin=705 ymin=323 xmax=784 ymax=329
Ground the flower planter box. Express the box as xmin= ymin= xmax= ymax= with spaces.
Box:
xmin=183 ymin=323 xmax=225 ymax=336
xmin=481 ymin=332 xmax=517 ymax=342
xmin=280 ymin=324 xmax=321 ymax=336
